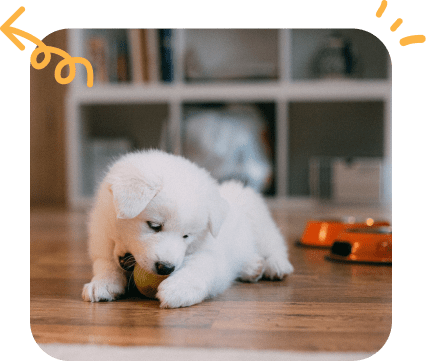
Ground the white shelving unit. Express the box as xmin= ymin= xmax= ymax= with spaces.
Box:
xmin=66 ymin=29 xmax=392 ymax=209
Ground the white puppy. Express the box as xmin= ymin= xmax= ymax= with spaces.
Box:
xmin=82 ymin=150 xmax=293 ymax=308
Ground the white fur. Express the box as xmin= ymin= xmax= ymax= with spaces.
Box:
xmin=82 ymin=150 xmax=293 ymax=308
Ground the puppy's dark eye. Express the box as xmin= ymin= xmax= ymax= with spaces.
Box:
xmin=183 ymin=235 xmax=189 ymax=239
xmin=147 ymin=221 xmax=162 ymax=232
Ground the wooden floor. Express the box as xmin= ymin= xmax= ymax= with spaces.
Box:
xmin=31 ymin=203 xmax=391 ymax=352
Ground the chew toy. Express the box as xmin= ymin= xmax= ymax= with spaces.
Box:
xmin=133 ymin=263 xmax=168 ymax=299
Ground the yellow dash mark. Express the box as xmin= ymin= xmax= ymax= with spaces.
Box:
xmin=400 ymin=35 xmax=426 ymax=46
xmin=390 ymin=18 xmax=403 ymax=32
xmin=376 ymin=0 xmax=387 ymax=18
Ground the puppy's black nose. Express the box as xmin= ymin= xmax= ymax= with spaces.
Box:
xmin=155 ymin=262 xmax=175 ymax=276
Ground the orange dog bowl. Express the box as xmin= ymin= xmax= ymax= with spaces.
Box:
xmin=298 ymin=218 xmax=390 ymax=247
xmin=327 ymin=226 xmax=392 ymax=264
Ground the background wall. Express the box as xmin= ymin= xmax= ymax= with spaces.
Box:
xmin=30 ymin=29 xmax=68 ymax=207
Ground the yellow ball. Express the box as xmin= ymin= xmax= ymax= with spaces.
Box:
xmin=133 ymin=263 xmax=168 ymax=299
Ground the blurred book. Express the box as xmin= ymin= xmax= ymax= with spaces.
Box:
xmin=146 ymin=29 xmax=160 ymax=83
xmin=86 ymin=36 xmax=109 ymax=84
xmin=159 ymin=29 xmax=173 ymax=82
xmin=87 ymin=29 xmax=167 ymax=84
xmin=128 ymin=29 xmax=161 ymax=84
xmin=128 ymin=29 xmax=145 ymax=83
xmin=116 ymin=39 xmax=130 ymax=82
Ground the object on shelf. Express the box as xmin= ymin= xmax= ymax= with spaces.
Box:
xmin=309 ymin=157 xmax=382 ymax=203
xmin=180 ymin=104 xmax=274 ymax=193
xmin=332 ymin=158 xmax=382 ymax=203
xmin=184 ymin=48 xmax=203 ymax=80
xmin=298 ymin=218 xmax=390 ymax=248
xmin=184 ymin=29 xmax=278 ymax=82
xmin=327 ymin=226 xmax=392 ymax=264
xmin=86 ymin=31 xmax=131 ymax=83
xmin=312 ymin=31 xmax=361 ymax=79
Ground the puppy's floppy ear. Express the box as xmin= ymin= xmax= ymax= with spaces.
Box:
xmin=107 ymin=168 xmax=161 ymax=219
xmin=208 ymin=196 xmax=229 ymax=238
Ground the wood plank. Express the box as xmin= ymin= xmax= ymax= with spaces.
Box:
xmin=31 ymin=324 xmax=390 ymax=352
xmin=30 ymin=206 xmax=392 ymax=352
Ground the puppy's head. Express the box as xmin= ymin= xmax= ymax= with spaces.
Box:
xmin=106 ymin=151 xmax=229 ymax=276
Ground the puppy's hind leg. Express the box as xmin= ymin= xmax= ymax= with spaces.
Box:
xmin=258 ymin=220 xmax=294 ymax=280
xmin=242 ymin=187 xmax=294 ymax=280
xmin=263 ymin=252 xmax=294 ymax=280
xmin=238 ymin=255 xmax=264 ymax=283
xmin=259 ymin=225 xmax=294 ymax=280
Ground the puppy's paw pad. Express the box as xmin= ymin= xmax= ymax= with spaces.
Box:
xmin=157 ymin=277 xmax=206 ymax=308
xmin=263 ymin=256 xmax=294 ymax=280
xmin=238 ymin=257 xmax=264 ymax=283
xmin=82 ymin=278 xmax=126 ymax=302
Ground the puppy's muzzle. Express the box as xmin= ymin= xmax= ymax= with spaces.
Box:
xmin=155 ymin=261 xmax=175 ymax=276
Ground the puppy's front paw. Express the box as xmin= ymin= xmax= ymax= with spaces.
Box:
xmin=82 ymin=274 xmax=127 ymax=302
xmin=156 ymin=275 xmax=207 ymax=308
xmin=263 ymin=255 xmax=294 ymax=281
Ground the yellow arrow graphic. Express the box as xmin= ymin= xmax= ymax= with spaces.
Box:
xmin=1 ymin=6 xmax=29 ymax=50
xmin=1 ymin=7 xmax=93 ymax=87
